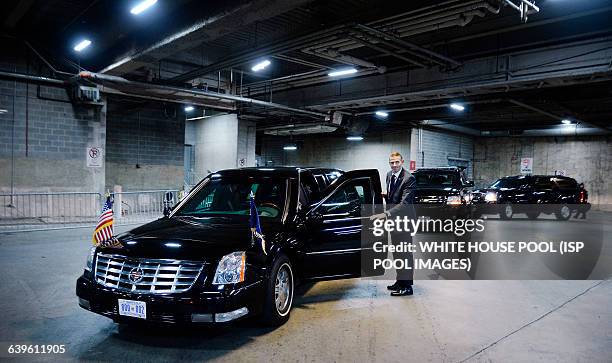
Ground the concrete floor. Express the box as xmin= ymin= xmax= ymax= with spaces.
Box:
xmin=0 ymin=224 xmax=610 ymax=363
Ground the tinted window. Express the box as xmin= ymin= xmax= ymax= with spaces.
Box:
xmin=319 ymin=178 xmax=371 ymax=217
xmin=554 ymin=178 xmax=578 ymax=189
xmin=414 ymin=171 xmax=459 ymax=186
xmin=176 ymin=177 xmax=286 ymax=218
xmin=535 ymin=177 xmax=555 ymax=189
xmin=490 ymin=177 xmax=526 ymax=189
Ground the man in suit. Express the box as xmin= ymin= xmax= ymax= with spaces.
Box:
xmin=371 ymin=151 xmax=416 ymax=296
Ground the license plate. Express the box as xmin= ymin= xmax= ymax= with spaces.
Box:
xmin=118 ymin=299 xmax=146 ymax=319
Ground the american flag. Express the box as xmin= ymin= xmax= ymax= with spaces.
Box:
xmin=93 ymin=196 xmax=118 ymax=247
xmin=249 ymin=192 xmax=267 ymax=255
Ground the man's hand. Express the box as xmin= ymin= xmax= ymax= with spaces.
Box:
xmin=370 ymin=213 xmax=387 ymax=221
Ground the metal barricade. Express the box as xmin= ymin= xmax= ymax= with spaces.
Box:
xmin=0 ymin=192 xmax=102 ymax=232
xmin=0 ymin=189 xmax=180 ymax=233
xmin=112 ymin=190 xmax=179 ymax=226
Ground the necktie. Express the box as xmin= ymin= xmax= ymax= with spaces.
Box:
xmin=390 ymin=174 xmax=397 ymax=195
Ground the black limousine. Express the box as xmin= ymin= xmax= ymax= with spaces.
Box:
xmin=412 ymin=167 xmax=474 ymax=219
xmin=471 ymin=175 xmax=590 ymax=220
xmin=77 ymin=167 xmax=383 ymax=326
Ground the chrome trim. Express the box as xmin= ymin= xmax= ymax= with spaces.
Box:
xmin=306 ymin=247 xmax=363 ymax=255
xmin=94 ymin=253 xmax=205 ymax=294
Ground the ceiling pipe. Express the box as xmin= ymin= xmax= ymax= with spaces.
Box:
xmin=79 ymin=71 xmax=327 ymax=118
xmin=0 ymin=70 xmax=65 ymax=86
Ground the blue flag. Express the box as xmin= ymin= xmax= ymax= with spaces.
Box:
xmin=249 ymin=192 xmax=267 ymax=255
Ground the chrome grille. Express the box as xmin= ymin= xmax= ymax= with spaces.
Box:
xmin=94 ymin=253 xmax=204 ymax=294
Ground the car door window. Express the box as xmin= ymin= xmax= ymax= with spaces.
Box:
xmin=319 ymin=178 xmax=371 ymax=217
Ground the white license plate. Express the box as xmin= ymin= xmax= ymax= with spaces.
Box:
xmin=118 ymin=299 xmax=146 ymax=319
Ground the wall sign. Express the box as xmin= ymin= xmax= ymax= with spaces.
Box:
xmin=520 ymin=157 xmax=533 ymax=174
xmin=409 ymin=160 xmax=416 ymax=171
xmin=87 ymin=146 xmax=103 ymax=168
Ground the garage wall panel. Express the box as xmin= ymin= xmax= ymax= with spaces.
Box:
xmin=473 ymin=137 xmax=612 ymax=207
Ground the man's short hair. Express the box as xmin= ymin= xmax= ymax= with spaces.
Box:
xmin=389 ymin=151 xmax=403 ymax=160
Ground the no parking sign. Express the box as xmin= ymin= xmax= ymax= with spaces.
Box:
xmin=87 ymin=146 xmax=103 ymax=168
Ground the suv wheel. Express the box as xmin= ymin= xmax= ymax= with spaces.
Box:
xmin=555 ymin=204 xmax=571 ymax=221
xmin=500 ymin=203 xmax=513 ymax=220
xmin=261 ymin=254 xmax=294 ymax=326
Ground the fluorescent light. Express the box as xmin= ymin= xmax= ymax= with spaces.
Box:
xmin=73 ymin=39 xmax=91 ymax=52
xmin=164 ymin=242 xmax=181 ymax=248
xmin=375 ymin=111 xmax=388 ymax=118
xmin=283 ymin=145 xmax=297 ymax=151
xmin=184 ymin=106 xmax=194 ymax=112
xmin=450 ymin=103 xmax=465 ymax=111
xmin=328 ymin=68 xmax=358 ymax=77
xmin=561 ymin=119 xmax=572 ymax=124
xmin=251 ymin=60 xmax=271 ymax=72
xmin=346 ymin=136 xmax=364 ymax=141
xmin=0 ymin=109 xmax=7 ymax=114
xmin=130 ymin=0 xmax=157 ymax=14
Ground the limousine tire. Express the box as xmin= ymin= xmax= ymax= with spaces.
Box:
xmin=500 ymin=203 xmax=513 ymax=220
xmin=555 ymin=204 xmax=571 ymax=221
xmin=261 ymin=254 xmax=294 ymax=326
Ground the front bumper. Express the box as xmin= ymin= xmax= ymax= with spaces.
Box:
xmin=76 ymin=274 xmax=264 ymax=324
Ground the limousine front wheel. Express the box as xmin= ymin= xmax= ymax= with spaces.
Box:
xmin=262 ymin=254 xmax=294 ymax=326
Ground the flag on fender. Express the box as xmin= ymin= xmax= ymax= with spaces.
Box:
xmin=93 ymin=195 xmax=122 ymax=248
xmin=249 ymin=192 xmax=267 ymax=255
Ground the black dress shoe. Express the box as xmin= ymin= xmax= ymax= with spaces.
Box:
xmin=391 ymin=286 xmax=413 ymax=296
xmin=387 ymin=282 xmax=401 ymax=291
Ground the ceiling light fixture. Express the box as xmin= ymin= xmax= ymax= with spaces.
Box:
xmin=73 ymin=39 xmax=92 ymax=52
xmin=0 ymin=109 xmax=8 ymax=114
xmin=328 ymin=68 xmax=358 ymax=77
xmin=561 ymin=119 xmax=572 ymax=125
xmin=346 ymin=136 xmax=364 ymax=141
xmin=449 ymin=103 xmax=465 ymax=111
xmin=130 ymin=0 xmax=158 ymax=15
xmin=283 ymin=145 xmax=297 ymax=151
xmin=375 ymin=111 xmax=388 ymax=118
xmin=184 ymin=106 xmax=194 ymax=112
xmin=251 ymin=60 xmax=271 ymax=72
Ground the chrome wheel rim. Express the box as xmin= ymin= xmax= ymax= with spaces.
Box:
xmin=505 ymin=205 xmax=513 ymax=218
xmin=561 ymin=205 xmax=570 ymax=219
xmin=275 ymin=264 xmax=292 ymax=315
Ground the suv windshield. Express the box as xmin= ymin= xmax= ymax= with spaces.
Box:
xmin=414 ymin=171 xmax=459 ymax=187
xmin=175 ymin=177 xmax=287 ymax=218
xmin=490 ymin=177 xmax=526 ymax=189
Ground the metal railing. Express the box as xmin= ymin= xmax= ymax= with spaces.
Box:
xmin=0 ymin=189 xmax=179 ymax=233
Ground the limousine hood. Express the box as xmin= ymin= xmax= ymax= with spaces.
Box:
xmin=104 ymin=216 xmax=283 ymax=260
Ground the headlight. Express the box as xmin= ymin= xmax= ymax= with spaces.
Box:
xmin=85 ymin=246 xmax=96 ymax=272
xmin=446 ymin=195 xmax=462 ymax=205
xmin=485 ymin=191 xmax=498 ymax=203
xmin=213 ymin=252 xmax=246 ymax=285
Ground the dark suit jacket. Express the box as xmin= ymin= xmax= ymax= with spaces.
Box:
xmin=385 ymin=168 xmax=416 ymax=219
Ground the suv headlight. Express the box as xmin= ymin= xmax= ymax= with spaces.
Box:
xmin=213 ymin=252 xmax=246 ymax=285
xmin=485 ymin=191 xmax=498 ymax=203
xmin=85 ymin=246 xmax=96 ymax=272
xmin=446 ymin=195 xmax=462 ymax=205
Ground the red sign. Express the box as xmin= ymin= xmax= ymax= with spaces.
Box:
xmin=409 ymin=160 xmax=416 ymax=171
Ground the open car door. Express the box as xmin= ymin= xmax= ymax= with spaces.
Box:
xmin=301 ymin=169 xmax=384 ymax=279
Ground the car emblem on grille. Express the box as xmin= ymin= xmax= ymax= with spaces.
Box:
xmin=128 ymin=267 xmax=144 ymax=283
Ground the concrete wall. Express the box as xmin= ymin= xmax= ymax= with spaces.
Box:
xmin=412 ymin=128 xmax=475 ymax=179
xmin=473 ymin=136 xmax=612 ymax=206
xmin=260 ymin=131 xmax=411 ymax=189
xmin=105 ymin=100 xmax=185 ymax=191
xmin=191 ymin=113 xmax=256 ymax=180
xmin=0 ymin=65 xmax=106 ymax=195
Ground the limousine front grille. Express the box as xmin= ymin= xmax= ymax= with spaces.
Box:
xmin=94 ymin=253 xmax=204 ymax=294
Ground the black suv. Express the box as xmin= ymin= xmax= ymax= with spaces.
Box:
xmin=471 ymin=175 xmax=590 ymax=220
xmin=77 ymin=167 xmax=383 ymax=326
xmin=412 ymin=167 xmax=474 ymax=219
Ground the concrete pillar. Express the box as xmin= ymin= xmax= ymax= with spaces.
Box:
xmin=89 ymin=96 xmax=107 ymax=197
xmin=192 ymin=113 xmax=255 ymax=178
